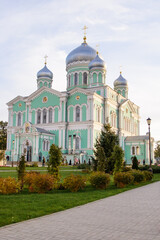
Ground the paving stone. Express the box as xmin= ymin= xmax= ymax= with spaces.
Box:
xmin=0 ymin=182 xmax=160 ymax=240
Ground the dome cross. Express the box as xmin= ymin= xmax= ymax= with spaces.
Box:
xmin=82 ymin=25 xmax=88 ymax=43
xmin=44 ymin=55 xmax=48 ymax=65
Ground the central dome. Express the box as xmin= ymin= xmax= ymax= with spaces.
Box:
xmin=66 ymin=42 xmax=97 ymax=65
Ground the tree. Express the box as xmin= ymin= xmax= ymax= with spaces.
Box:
xmin=0 ymin=121 xmax=8 ymax=150
xmin=48 ymin=144 xmax=62 ymax=178
xmin=154 ymin=141 xmax=160 ymax=158
xmin=94 ymin=124 xmax=119 ymax=173
xmin=132 ymin=156 xmax=138 ymax=170
xmin=95 ymin=146 xmax=106 ymax=172
xmin=112 ymin=145 xmax=124 ymax=174
xmin=17 ymin=155 xmax=26 ymax=189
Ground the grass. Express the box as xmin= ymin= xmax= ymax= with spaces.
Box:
xmin=0 ymin=169 xmax=160 ymax=228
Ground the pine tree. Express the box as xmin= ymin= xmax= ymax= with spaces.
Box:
xmin=95 ymin=146 xmax=106 ymax=172
xmin=112 ymin=145 xmax=124 ymax=174
xmin=17 ymin=155 xmax=26 ymax=189
xmin=94 ymin=124 xmax=119 ymax=173
xmin=48 ymin=144 xmax=62 ymax=178
xmin=132 ymin=156 xmax=138 ymax=170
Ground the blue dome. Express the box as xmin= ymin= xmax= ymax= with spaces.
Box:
xmin=66 ymin=42 xmax=97 ymax=65
xmin=37 ymin=64 xmax=53 ymax=79
xmin=88 ymin=54 xmax=106 ymax=70
xmin=114 ymin=73 xmax=128 ymax=87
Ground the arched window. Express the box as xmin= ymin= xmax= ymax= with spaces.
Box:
xmin=97 ymin=108 xmax=101 ymax=122
xmin=136 ymin=146 xmax=140 ymax=155
xmin=37 ymin=110 xmax=41 ymax=124
xmin=132 ymin=146 xmax=135 ymax=155
xmin=46 ymin=141 xmax=49 ymax=151
xmin=43 ymin=140 xmax=45 ymax=151
xmin=75 ymin=137 xmax=80 ymax=149
xmin=68 ymin=75 xmax=71 ymax=87
xmin=74 ymin=73 xmax=78 ymax=86
xmin=43 ymin=109 xmax=47 ymax=123
xmin=17 ymin=112 xmax=21 ymax=126
xmin=49 ymin=108 xmax=52 ymax=123
xmin=76 ymin=106 xmax=80 ymax=121
xmin=83 ymin=72 xmax=87 ymax=84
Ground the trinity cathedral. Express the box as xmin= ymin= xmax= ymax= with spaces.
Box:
xmin=5 ymin=32 xmax=154 ymax=165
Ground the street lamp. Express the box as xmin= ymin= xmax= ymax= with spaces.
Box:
xmin=12 ymin=140 xmax=15 ymax=167
xmin=146 ymin=118 xmax=151 ymax=167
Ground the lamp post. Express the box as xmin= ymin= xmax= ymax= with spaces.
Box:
xmin=146 ymin=118 xmax=151 ymax=167
xmin=12 ymin=140 xmax=15 ymax=167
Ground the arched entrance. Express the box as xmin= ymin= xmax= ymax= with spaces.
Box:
xmin=23 ymin=140 xmax=32 ymax=162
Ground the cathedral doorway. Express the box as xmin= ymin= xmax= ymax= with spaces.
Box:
xmin=23 ymin=140 xmax=32 ymax=162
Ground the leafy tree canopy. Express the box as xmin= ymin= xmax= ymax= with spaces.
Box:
xmin=154 ymin=141 xmax=160 ymax=158
xmin=0 ymin=121 xmax=8 ymax=150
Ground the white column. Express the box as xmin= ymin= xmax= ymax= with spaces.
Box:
xmin=59 ymin=128 xmax=61 ymax=147
xmin=36 ymin=135 xmax=39 ymax=154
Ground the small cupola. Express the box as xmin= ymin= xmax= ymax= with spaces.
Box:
xmin=37 ymin=56 xmax=53 ymax=89
xmin=114 ymin=72 xmax=128 ymax=98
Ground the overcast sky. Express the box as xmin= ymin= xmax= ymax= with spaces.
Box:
xmin=0 ymin=0 xmax=160 ymax=141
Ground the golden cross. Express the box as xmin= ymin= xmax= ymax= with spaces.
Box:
xmin=120 ymin=65 xmax=122 ymax=74
xmin=44 ymin=55 xmax=48 ymax=65
xmin=82 ymin=25 xmax=88 ymax=43
xmin=96 ymin=44 xmax=99 ymax=54
xmin=82 ymin=25 xmax=88 ymax=36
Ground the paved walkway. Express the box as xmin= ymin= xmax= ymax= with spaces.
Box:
xmin=0 ymin=182 xmax=160 ymax=240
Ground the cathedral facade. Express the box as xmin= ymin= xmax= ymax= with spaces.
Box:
xmin=5 ymin=35 xmax=154 ymax=165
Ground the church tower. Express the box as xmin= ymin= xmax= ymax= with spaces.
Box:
xmin=37 ymin=56 xmax=53 ymax=89
xmin=88 ymin=51 xmax=106 ymax=86
xmin=114 ymin=72 xmax=128 ymax=98
xmin=66 ymin=27 xmax=97 ymax=90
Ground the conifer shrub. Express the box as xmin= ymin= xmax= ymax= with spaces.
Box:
xmin=17 ymin=155 xmax=26 ymax=190
xmin=132 ymin=156 xmax=139 ymax=170
xmin=89 ymin=172 xmax=110 ymax=189
xmin=131 ymin=170 xmax=145 ymax=183
xmin=114 ymin=172 xmax=134 ymax=188
xmin=143 ymin=171 xmax=153 ymax=181
xmin=63 ymin=174 xmax=86 ymax=192
xmin=0 ymin=177 xmax=20 ymax=194
xmin=24 ymin=172 xmax=55 ymax=193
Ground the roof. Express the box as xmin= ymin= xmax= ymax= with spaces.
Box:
xmin=125 ymin=135 xmax=153 ymax=142
xmin=36 ymin=127 xmax=54 ymax=135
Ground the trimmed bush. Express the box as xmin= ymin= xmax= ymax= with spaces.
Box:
xmin=24 ymin=173 xmax=55 ymax=193
xmin=89 ymin=172 xmax=110 ymax=189
xmin=139 ymin=165 xmax=160 ymax=174
xmin=131 ymin=170 xmax=145 ymax=183
xmin=143 ymin=171 xmax=153 ymax=181
xmin=122 ymin=166 xmax=132 ymax=172
xmin=0 ymin=177 xmax=20 ymax=194
xmin=63 ymin=174 xmax=86 ymax=192
xmin=114 ymin=172 xmax=134 ymax=188
xmin=77 ymin=164 xmax=90 ymax=170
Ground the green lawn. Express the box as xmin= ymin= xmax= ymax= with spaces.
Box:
xmin=0 ymin=168 xmax=160 ymax=228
